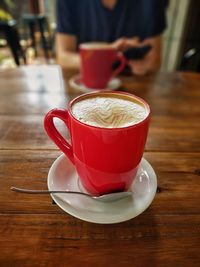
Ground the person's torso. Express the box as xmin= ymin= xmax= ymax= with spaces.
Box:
xmin=72 ymin=0 xmax=164 ymax=44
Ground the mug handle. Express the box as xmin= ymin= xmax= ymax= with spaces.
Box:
xmin=111 ymin=52 xmax=126 ymax=77
xmin=44 ymin=109 xmax=74 ymax=164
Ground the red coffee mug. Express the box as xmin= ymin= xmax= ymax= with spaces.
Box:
xmin=80 ymin=43 xmax=126 ymax=89
xmin=44 ymin=91 xmax=150 ymax=196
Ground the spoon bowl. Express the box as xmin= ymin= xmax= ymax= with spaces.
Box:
xmin=10 ymin=187 xmax=133 ymax=202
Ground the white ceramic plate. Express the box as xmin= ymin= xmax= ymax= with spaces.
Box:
xmin=48 ymin=154 xmax=157 ymax=224
xmin=69 ymin=74 xmax=122 ymax=92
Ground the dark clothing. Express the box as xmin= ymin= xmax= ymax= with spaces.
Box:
xmin=56 ymin=0 xmax=168 ymax=45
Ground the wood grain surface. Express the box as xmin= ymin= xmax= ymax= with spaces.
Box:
xmin=0 ymin=65 xmax=200 ymax=266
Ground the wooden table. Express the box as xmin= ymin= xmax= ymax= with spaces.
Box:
xmin=0 ymin=65 xmax=200 ymax=266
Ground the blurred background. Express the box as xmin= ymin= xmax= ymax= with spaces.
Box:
xmin=0 ymin=0 xmax=199 ymax=72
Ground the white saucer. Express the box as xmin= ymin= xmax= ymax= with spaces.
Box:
xmin=48 ymin=154 xmax=157 ymax=224
xmin=69 ymin=74 xmax=122 ymax=92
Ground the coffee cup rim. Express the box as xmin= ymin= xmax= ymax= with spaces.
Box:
xmin=68 ymin=91 xmax=151 ymax=130
xmin=79 ymin=42 xmax=116 ymax=51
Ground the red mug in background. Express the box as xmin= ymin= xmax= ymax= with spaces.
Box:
xmin=44 ymin=91 xmax=150 ymax=196
xmin=79 ymin=43 xmax=126 ymax=89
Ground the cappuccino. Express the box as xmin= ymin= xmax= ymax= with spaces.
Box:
xmin=71 ymin=93 xmax=148 ymax=128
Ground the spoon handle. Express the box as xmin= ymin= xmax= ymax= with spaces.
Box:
xmin=11 ymin=186 xmax=92 ymax=197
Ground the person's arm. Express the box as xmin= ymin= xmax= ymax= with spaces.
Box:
xmin=128 ymin=35 xmax=162 ymax=76
xmin=128 ymin=0 xmax=167 ymax=75
xmin=56 ymin=33 xmax=80 ymax=70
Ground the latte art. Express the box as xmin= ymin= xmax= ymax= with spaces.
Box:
xmin=72 ymin=95 xmax=148 ymax=128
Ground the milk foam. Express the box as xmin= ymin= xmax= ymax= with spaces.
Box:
xmin=72 ymin=96 xmax=148 ymax=128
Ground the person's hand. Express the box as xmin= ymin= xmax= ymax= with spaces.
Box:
xmin=111 ymin=37 xmax=140 ymax=51
xmin=111 ymin=36 xmax=162 ymax=76
xmin=128 ymin=37 xmax=162 ymax=76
